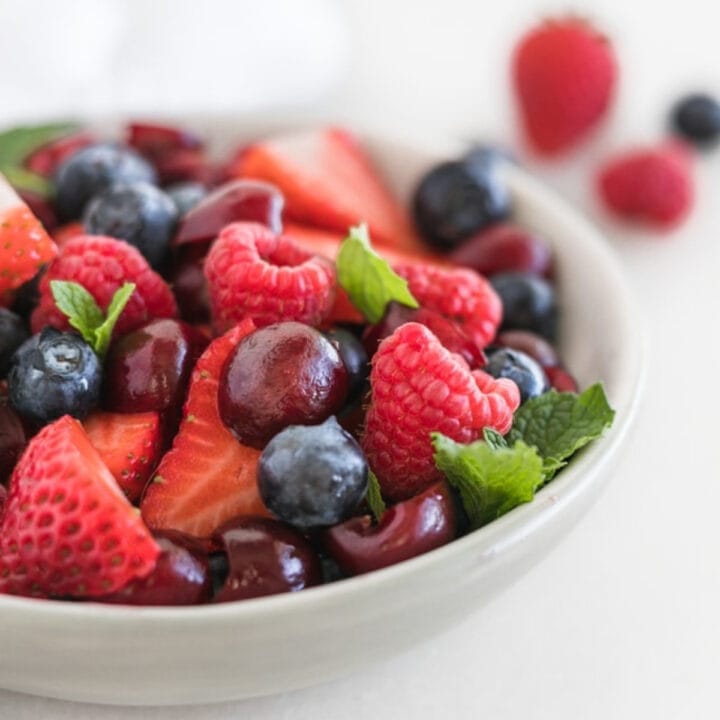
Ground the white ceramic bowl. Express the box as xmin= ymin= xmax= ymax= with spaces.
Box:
xmin=0 ymin=125 xmax=643 ymax=706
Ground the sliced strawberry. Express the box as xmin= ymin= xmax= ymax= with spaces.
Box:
xmin=0 ymin=416 xmax=160 ymax=598
xmin=230 ymin=128 xmax=430 ymax=256
xmin=83 ymin=412 xmax=162 ymax=504
xmin=141 ymin=319 xmax=270 ymax=538
xmin=0 ymin=198 xmax=57 ymax=306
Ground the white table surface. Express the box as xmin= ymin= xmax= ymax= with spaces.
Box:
xmin=3 ymin=0 xmax=720 ymax=717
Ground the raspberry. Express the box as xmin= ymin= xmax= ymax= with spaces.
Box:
xmin=31 ymin=235 xmax=177 ymax=337
xmin=362 ymin=323 xmax=520 ymax=501
xmin=394 ymin=262 xmax=502 ymax=352
xmin=596 ymin=144 xmax=694 ymax=228
xmin=204 ymin=222 xmax=336 ymax=332
xmin=512 ymin=17 xmax=617 ymax=155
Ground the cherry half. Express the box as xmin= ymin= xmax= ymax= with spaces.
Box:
xmin=323 ymin=481 xmax=457 ymax=575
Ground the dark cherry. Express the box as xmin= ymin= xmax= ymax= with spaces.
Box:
xmin=545 ymin=365 xmax=579 ymax=393
xmin=212 ymin=516 xmax=322 ymax=602
xmin=173 ymin=179 xmax=284 ymax=247
xmin=103 ymin=319 xmax=206 ymax=417
xmin=449 ymin=222 xmax=553 ymax=278
xmin=219 ymin=322 xmax=348 ymax=449
xmin=98 ymin=530 xmax=212 ymax=606
xmin=17 ymin=190 xmax=58 ymax=232
xmin=324 ymin=328 xmax=369 ymax=397
xmin=362 ymin=302 xmax=486 ymax=368
xmin=126 ymin=122 xmax=204 ymax=157
xmin=323 ymin=481 xmax=457 ymax=575
xmin=494 ymin=329 xmax=559 ymax=368
xmin=0 ymin=402 xmax=26 ymax=484
xmin=24 ymin=130 xmax=96 ymax=178
xmin=168 ymin=257 xmax=211 ymax=324
xmin=154 ymin=148 xmax=217 ymax=187
xmin=0 ymin=483 xmax=6 ymax=514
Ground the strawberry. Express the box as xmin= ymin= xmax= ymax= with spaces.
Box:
xmin=0 ymin=416 xmax=160 ymax=598
xmin=83 ymin=412 xmax=162 ymax=504
xmin=0 ymin=193 xmax=57 ymax=306
xmin=141 ymin=319 xmax=270 ymax=538
xmin=229 ymin=128 xmax=430 ymax=256
xmin=512 ymin=17 xmax=617 ymax=155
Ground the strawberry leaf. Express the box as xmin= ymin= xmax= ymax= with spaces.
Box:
xmin=1 ymin=166 xmax=52 ymax=197
xmin=0 ymin=123 xmax=78 ymax=167
xmin=336 ymin=223 xmax=419 ymax=323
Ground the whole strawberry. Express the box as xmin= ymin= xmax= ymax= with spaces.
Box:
xmin=513 ymin=17 xmax=617 ymax=155
xmin=362 ymin=323 xmax=520 ymax=501
xmin=596 ymin=144 xmax=694 ymax=228
xmin=0 ymin=415 xmax=160 ymax=598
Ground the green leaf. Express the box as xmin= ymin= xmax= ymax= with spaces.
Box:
xmin=0 ymin=123 xmax=78 ymax=166
xmin=507 ymin=384 xmax=615 ymax=474
xmin=482 ymin=427 xmax=507 ymax=450
xmin=433 ymin=433 xmax=544 ymax=530
xmin=366 ymin=469 xmax=387 ymax=522
xmin=336 ymin=223 xmax=419 ymax=323
xmin=92 ymin=282 xmax=136 ymax=357
xmin=1 ymin=166 xmax=52 ymax=197
xmin=50 ymin=280 xmax=104 ymax=346
xmin=50 ymin=280 xmax=135 ymax=357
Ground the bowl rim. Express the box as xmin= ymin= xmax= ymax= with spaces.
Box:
xmin=0 ymin=133 xmax=644 ymax=624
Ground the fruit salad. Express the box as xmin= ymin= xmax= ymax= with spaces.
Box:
xmin=0 ymin=121 xmax=614 ymax=605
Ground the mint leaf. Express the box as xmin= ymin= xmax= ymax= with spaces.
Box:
xmin=508 ymin=384 xmax=615 ymax=475
xmin=432 ymin=433 xmax=544 ymax=530
xmin=50 ymin=280 xmax=103 ymax=346
xmin=50 ymin=280 xmax=135 ymax=357
xmin=93 ymin=283 xmax=135 ymax=357
xmin=0 ymin=123 xmax=78 ymax=166
xmin=1 ymin=166 xmax=52 ymax=197
xmin=366 ymin=469 xmax=387 ymax=522
xmin=482 ymin=427 xmax=507 ymax=450
xmin=336 ymin=223 xmax=419 ymax=323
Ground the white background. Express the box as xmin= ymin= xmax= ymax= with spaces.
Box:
xmin=3 ymin=0 xmax=720 ymax=717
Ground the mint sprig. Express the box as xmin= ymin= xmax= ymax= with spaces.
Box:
xmin=433 ymin=433 xmax=544 ymax=530
xmin=336 ymin=223 xmax=419 ymax=323
xmin=432 ymin=383 xmax=615 ymax=529
xmin=508 ymin=384 xmax=615 ymax=481
xmin=366 ymin=469 xmax=387 ymax=522
xmin=50 ymin=280 xmax=135 ymax=357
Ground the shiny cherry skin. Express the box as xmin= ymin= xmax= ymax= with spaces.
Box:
xmin=219 ymin=322 xmax=348 ymax=449
xmin=103 ymin=319 xmax=206 ymax=416
xmin=545 ymin=365 xmax=579 ymax=392
xmin=169 ymin=257 xmax=211 ymax=324
xmin=98 ymin=530 xmax=212 ymax=606
xmin=494 ymin=329 xmax=559 ymax=368
xmin=362 ymin=302 xmax=486 ymax=368
xmin=173 ymin=179 xmax=283 ymax=247
xmin=0 ymin=402 xmax=26 ymax=484
xmin=323 ymin=481 xmax=457 ymax=576
xmin=449 ymin=222 xmax=553 ymax=278
xmin=212 ymin=516 xmax=322 ymax=603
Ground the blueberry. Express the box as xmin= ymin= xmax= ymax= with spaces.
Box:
xmin=490 ymin=272 xmax=558 ymax=341
xmin=165 ymin=182 xmax=208 ymax=217
xmin=83 ymin=182 xmax=178 ymax=269
xmin=412 ymin=160 xmax=511 ymax=251
xmin=671 ymin=93 xmax=720 ymax=148
xmin=54 ymin=143 xmax=157 ymax=221
xmin=0 ymin=309 xmax=28 ymax=378
xmin=325 ymin=328 xmax=369 ymax=398
xmin=463 ymin=143 xmax=517 ymax=171
xmin=484 ymin=347 xmax=548 ymax=403
xmin=8 ymin=328 xmax=102 ymax=424
xmin=258 ymin=416 xmax=368 ymax=529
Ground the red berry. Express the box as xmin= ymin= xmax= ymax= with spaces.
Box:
xmin=30 ymin=235 xmax=177 ymax=337
xmin=597 ymin=144 xmax=694 ymax=228
xmin=545 ymin=365 xmax=579 ymax=392
xmin=126 ymin=122 xmax=204 ymax=157
xmin=495 ymin=329 xmax=559 ymax=368
xmin=83 ymin=411 xmax=162 ymax=503
xmin=0 ymin=202 xmax=57 ymax=307
xmin=323 ymin=481 xmax=457 ymax=575
xmin=24 ymin=131 xmax=95 ymax=178
xmin=0 ymin=402 xmax=26 ymax=485
xmin=513 ymin=17 xmax=617 ymax=155
xmin=219 ymin=322 xmax=348 ymax=449
xmin=362 ymin=323 xmax=520 ymax=501
xmin=229 ymin=127 xmax=428 ymax=256
xmin=393 ymin=262 xmax=502 ymax=351
xmin=205 ymin=222 xmax=336 ymax=332
xmin=141 ymin=319 xmax=270 ymax=539
xmin=0 ymin=416 xmax=160 ymax=598
xmin=169 ymin=257 xmax=211 ymax=324
xmin=17 ymin=190 xmax=58 ymax=232
xmin=449 ymin=222 xmax=553 ymax=278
